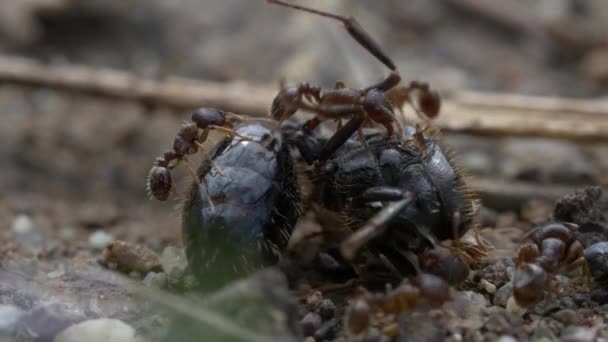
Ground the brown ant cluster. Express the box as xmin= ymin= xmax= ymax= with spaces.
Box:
xmin=345 ymin=273 xmax=452 ymax=337
xmin=512 ymin=222 xmax=588 ymax=307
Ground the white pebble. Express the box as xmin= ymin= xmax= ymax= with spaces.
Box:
xmin=480 ymin=279 xmax=497 ymax=295
xmin=0 ymin=304 xmax=24 ymax=334
xmin=11 ymin=214 xmax=33 ymax=234
xmin=53 ymin=318 xmax=142 ymax=342
xmin=89 ymin=231 xmax=113 ymax=250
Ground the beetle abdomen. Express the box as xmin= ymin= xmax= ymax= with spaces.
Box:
xmin=181 ymin=124 xmax=300 ymax=287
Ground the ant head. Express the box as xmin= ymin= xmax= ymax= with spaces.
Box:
xmin=270 ymin=86 xmax=299 ymax=121
xmin=419 ymin=246 xmax=470 ymax=285
xmin=191 ymin=108 xmax=226 ymax=129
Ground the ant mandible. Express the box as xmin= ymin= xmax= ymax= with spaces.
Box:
xmin=267 ymin=0 xmax=441 ymax=161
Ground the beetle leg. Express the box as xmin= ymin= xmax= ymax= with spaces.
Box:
xmin=318 ymin=114 xmax=365 ymax=161
xmin=359 ymin=186 xmax=410 ymax=202
xmin=341 ymin=194 xmax=415 ymax=261
xmin=379 ymin=253 xmax=404 ymax=278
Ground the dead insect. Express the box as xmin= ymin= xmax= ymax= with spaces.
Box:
xmin=179 ymin=119 xmax=302 ymax=288
xmin=267 ymin=0 xmax=441 ymax=163
xmin=308 ymin=126 xmax=479 ymax=283
xmin=512 ymin=222 xmax=588 ymax=307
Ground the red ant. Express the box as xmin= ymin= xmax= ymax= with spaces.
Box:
xmin=267 ymin=0 xmax=441 ymax=162
xmin=512 ymin=222 xmax=589 ymax=307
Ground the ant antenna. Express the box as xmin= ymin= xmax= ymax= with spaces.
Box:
xmin=266 ymin=0 xmax=396 ymax=71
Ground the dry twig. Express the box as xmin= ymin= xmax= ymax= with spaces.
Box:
xmin=1 ymin=54 xmax=608 ymax=142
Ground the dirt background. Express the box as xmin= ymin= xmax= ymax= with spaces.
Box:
xmin=1 ymin=0 xmax=608 ymax=341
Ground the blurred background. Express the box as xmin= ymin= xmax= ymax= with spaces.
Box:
xmin=0 ymin=0 xmax=607 ymax=340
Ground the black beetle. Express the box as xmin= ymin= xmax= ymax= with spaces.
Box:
xmin=179 ymin=122 xmax=302 ymax=288
xmin=309 ymin=126 xmax=479 ymax=279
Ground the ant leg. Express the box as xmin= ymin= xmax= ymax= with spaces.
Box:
xmin=182 ymin=156 xmax=216 ymax=213
xmin=194 ymin=141 xmax=224 ymax=176
xmin=357 ymin=126 xmax=375 ymax=163
xmin=341 ymin=193 xmax=414 ymax=261
xmin=379 ymin=253 xmax=404 ymax=278
xmin=208 ymin=125 xmax=253 ymax=141
xmin=180 ymin=157 xmax=200 ymax=186
xmin=318 ymin=114 xmax=365 ymax=161
xmin=404 ymin=124 xmax=427 ymax=157
xmin=336 ymin=119 xmax=344 ymax=130
xmin=266 ymin=0 xmax=397 ymax=72
xmin=225 ymin=112 xmax=280 ymax=128
xmin=364 ymin=71 xmax=402 ymax=92
xmin=386 ymin=83 xmax=441 ymax=119
xmin=285 ymin=101 xmax=375 ymax=162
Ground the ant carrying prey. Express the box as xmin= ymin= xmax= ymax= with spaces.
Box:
xmin=145 ymin=0 xmax=459 ymax=290
xmin=267 ymin=0 xmax=441 ymax=162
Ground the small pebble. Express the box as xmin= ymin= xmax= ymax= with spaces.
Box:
xmin=363 ymin=327 xmax=383 ymax=341
xmin=143 ymin=272 xmax=168 ymax=288
xmin=483 ymin=309 xmax=511 ymax=334
xmin=182 ymin=274 xmax=200 ymax=290
xmin=480 ymin=279 xmax=497 ymax=295
xmin=11 ymin=214 xmax=33 ymax=234
xmin=462 ymin=291 xmax=489 ymax=308
xmin=58 ymin=226 xmax=78 ymax=241
xmin=506 ymin=296 xmax=526 ymax=316
xmin=532 ymin=320 xmax=557 ymax=341
xmin=314 ymin=318 xmax=338 ymax=341
xmin=102 ymin=240 xmax=161 ymax=273
xmin=494 ymin=282 xmax=513 ymax=307
xmin=11 ymin=214 xmax=45 ymax=248
xmin=304 ymin=291 xmax=323 ymax=312
xmin=16 ymin=303 xmax=85 ymax=341
xmin=53 ymin=318 xmax=140 ymax=342
xmin=318 ymin=299 xmax=336 ymax=319
xmin=559 ymin=297 xmax=576 ymax=310
xmin=0 ymin=305 xmax=24 ymax=335
xmin=553 ymin=309 xmax=577 ymax=325
xmin=160 ymin=246 xmax=188 ymax=281
xmin=300 ymin=312 xmax=322 ymax=337
xmin=496 ymin=336 xmax=518 ymax=342
xmin=561 ymin=326 xmax=600 ymax=342
xmin=89 ymin=230 xmax=113 ymax=250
